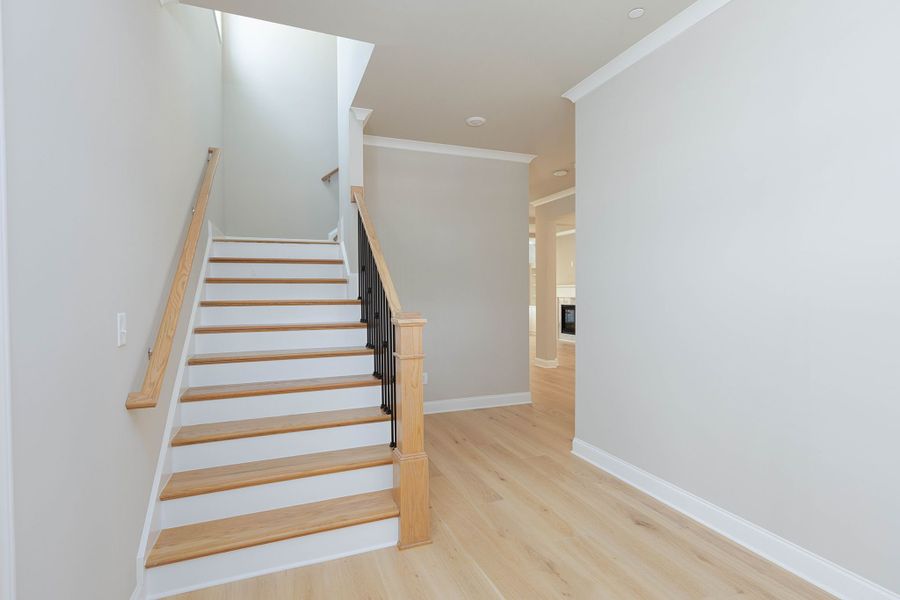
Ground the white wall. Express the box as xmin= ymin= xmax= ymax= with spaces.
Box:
xmin=0 ymin=4 xmax=13 ymax=597
xmin=222 ymin=14 xmax=337 ymax=239
xmin=1 ymin=2 xmax=223 ymax=598
xmin=363 ymin=145 xmax=530 ymax=403
xmin=336 ymin=37 xmax=374 ymax=274
xmin=575 ymin=0 xmax=900 ymax=594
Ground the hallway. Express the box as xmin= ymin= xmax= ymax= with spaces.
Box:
xmin=174 ymin=341 xmax=828 ymax=599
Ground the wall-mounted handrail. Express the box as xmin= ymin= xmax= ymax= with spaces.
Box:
xmin=126 ymin=147 xmax=221 ymax=410
xmin=352 ymin=184 xmax=429 ymax=549
xmin=321 ymin=166 xmax=339 ymax=183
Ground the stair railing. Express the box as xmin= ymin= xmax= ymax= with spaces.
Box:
xmin=352 ymin=185 xmax=430 ymax=549
xmin=126 ymin=148 xmax=221 ymax=409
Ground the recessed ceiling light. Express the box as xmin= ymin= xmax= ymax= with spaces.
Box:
xmin=628 ymin=8 xmax=645 ymax=19
xmin=553 ymin=169 xmax=569 ymax=177
xmin=465 ymin=116 xmax=487 ymax=127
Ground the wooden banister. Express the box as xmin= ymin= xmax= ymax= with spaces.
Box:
xmin=126 ymin=147 xmax=222 ymax=410
xmin=351 ymin=184 xmax=429 ymax=549
xmin=351 ymin=186 xmax=402 ymax=313
xmin=321 ymin=167 xmax=339 ymax=183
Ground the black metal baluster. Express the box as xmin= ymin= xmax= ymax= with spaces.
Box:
xmin=356 ymin=212 xmax=399 ymax=449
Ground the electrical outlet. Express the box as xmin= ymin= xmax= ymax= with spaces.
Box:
xmin=423 ymin=372 xmax=428 ymax=385
xmin=117 ymin=313 xmax=127 ymax=347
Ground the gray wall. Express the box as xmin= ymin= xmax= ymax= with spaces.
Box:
xmin=222 ymin=14 xmax=337 ymax=238
xmin=556 ymin=233 xmax=575 ymax=286
xmin=2 ymin=2 xmax=223 ymax=598
xmin=364 ymin=145 xmax=530 ymax=403
xmin=575 ymin=0 xmax=900 ymax=593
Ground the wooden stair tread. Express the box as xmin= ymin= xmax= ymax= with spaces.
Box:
xmin=194 ymin=321 xmax=366 ymax=334
xmin=188 ymin=346 xmax=373 ymax=365
xmin=145 ymin=489 xmax=398 ymax=567
xmin=171 ymin=406 xmax=389 ymax=446
xmin=200 ymin=299 xmax=361 ymax=307
xmin=160 ymin=445 xmax=393 ymax=500
xmin=209 ymin=257 xmax=343 ymax=265
xmin=181 ymin=373 xmax=381 ymax=402
xmin=205 ymin=277 xmax=348 ymax=284
xmin=213 ymin=238 xmax=339 ymax=245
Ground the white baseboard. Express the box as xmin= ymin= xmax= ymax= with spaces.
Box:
xmin=534 ymin=357 xmax=559 ymax=369
xmin=424 ymin=392 xmax=531 ymax=415
xmin=571 ymin=438 xmax=900 ymax=600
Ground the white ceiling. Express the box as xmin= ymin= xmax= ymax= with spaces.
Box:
xmin=184 ymin=0 xmax=696 ymax=200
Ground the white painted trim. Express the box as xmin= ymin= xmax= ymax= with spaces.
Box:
xmin=571 ymin=438 xmax=900 ymax=600
xmin=424 ymin=392 xmax=531 ymax=415
xmin=0 ymin=4 xmax=15 ymax=595
xmin=557 ymin=285 xmax=576 ymax=297
xmin=350 ymin=107 xmax=373 ymax=126
xmin=533 ymin=358 xmax=559 ymax=369
xmin=132 ymin=226 xmax=216 ymax=600
xmin=214 ymin=235 xmax=337 ymax=244
xmin=530 ymin=187 xmax=575 ymax=208
xmin=563 ymin=0 xmax=735 ymax=102
xmin=364 ymin=135 xmax=536 ymax=164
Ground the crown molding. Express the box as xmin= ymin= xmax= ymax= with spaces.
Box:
xmin=530 ymin=187 xmax=575 ymax=208
xmin=363 ymin=136 xmax=536 ymax=164
xmin=563 ymin=0 xmax=735 ymax=103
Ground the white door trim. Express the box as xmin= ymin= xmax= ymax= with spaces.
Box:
xmin=0 ymin=2 xmax=17 ymax=597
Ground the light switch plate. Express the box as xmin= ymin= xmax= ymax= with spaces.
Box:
xmin=117 ymin=313 xmax=127 ymax=347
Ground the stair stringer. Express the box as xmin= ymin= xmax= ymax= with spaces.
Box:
xmin=131 ymin=224 xmax=216 ymax=600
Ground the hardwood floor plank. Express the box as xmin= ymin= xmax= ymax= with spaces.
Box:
xmin=170 ymin=341 xmax=833 ymax=600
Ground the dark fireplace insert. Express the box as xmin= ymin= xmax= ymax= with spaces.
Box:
xmin=561 ymin=304 xmax=576 ymax=335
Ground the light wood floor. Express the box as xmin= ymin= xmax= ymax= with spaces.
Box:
xmin=172 ymin=340 xmax=831 ymax=599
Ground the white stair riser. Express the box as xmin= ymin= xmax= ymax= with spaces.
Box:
xmin=188 ymin=355 xmax=374 ymax=387
xmin=160 ymin=465 xmax=393 ymax=528
xmin=143 ymin=517 xmax=398 ymax=599
xmin=172 ymin=421 xmax=391 ymax=471
xmin=204 ymin=283 xmax=348 ymax=301
xmin=212 ymin=242 xmax=341 ymax=260
xmin=179 ymin=386 xmax=383 ymax=426
xmin=193 ymin=329 xmax=367 ymax=354
xmin=208 ymin=262 xmax=345 ymax=278
xmin=199 ymin=304 xmax=360 ymax=326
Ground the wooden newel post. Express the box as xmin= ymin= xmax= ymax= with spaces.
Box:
xmin=392 ymin=312 xmax=430 ymax=549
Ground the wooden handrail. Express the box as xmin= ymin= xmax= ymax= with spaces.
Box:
xmin=126 ymin=147 xmax=222 ymax=409
xmin=321 ymin=167 xmax=339 ymax=183
xmin=351 ymin=186 xmax=402 ymax=313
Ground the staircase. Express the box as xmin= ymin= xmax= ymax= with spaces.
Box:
xmin=140 ymin=235 xmax=422 ymax=598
